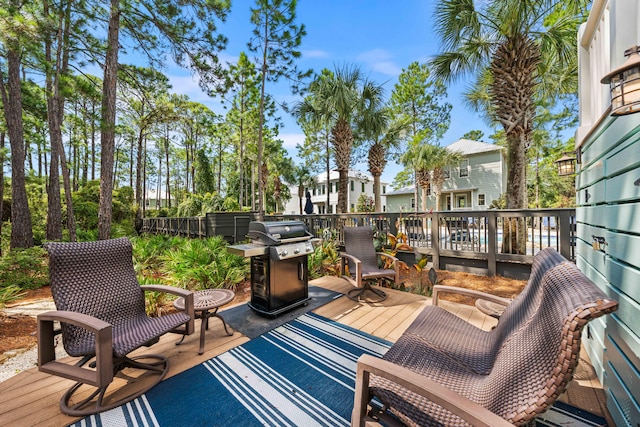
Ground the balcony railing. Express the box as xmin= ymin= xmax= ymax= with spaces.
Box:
xmin=142 ymin=208 xmax=575 ymax=278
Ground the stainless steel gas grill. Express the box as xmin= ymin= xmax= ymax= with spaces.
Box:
xmin=227 ymin=221 xmax=314 ymax=316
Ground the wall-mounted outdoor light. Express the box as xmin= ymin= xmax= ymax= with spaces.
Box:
xmin=601 ymin=46 xmax=640 ymax=116
xmin=555 ymin=152 xmax=576 ymax=176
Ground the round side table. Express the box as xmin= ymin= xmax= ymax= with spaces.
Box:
xmin=174 ymin=288 xmax=235 ymax=355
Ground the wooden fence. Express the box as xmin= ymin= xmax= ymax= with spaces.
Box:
xmin=142 ymin=208 xmax=576 ymax=279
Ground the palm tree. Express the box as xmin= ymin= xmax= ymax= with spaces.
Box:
xmin=293 ymin=69 xmax=335 ymax=212
xmin=431 ymin=0 xmax=587 ymax=210
xmin=402 ymin=143 xmax=461 ymax=212
xmin=325 ymin=66 xmax=384 ymax=213
xmin=431 ymin=0 xmax=586 ymax=253
xmin=365 ymin=113 xmax=409 ymax=212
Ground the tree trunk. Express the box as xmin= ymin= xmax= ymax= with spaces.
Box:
xmin=98 ymin=0 xmax=120 ymax=240
xmin=325 ymin=129 xmax=330 ymax=213
xmin=44 ymin=0 xmax=77 ymax=242
xmin=0 ymin=132 xmax=5 ymax=255
xmin=91 ymin=101 xmax=96 ymax=180
xmin=332 ymin=118 xmax=352 ymax=213
xmin=136 ymin=130 xmax=143 ymax=208
xmin=0 ymin=48 xmax=33 ymax=248
xmin=373 ymin=173 xmax=381 ymax=212
xmin=165 ymin=134 xmax=171 ymax=209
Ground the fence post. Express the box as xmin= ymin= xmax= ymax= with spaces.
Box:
xmin=431 ymin=212 xmax=440 ymax=269
xmin=558 ymin=210 xmax=572 ymax=261
xmin=487 ymin=211 xmax=497 ymax=276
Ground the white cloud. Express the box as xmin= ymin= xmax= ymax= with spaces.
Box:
xmin=168 ymin=74 xmax=207 ymax=100
xmin=278 ymin=133 xmax=306 ymax=150
xmin=302 ymin=49 xmax=329 ymax=59
xmin=356 ymin=49 xmax=402 ymax=76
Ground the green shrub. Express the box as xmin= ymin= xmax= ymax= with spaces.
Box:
xmin=0 ymin=246 xmax=49 ymax=290
xmin=308 ymin=229 xmax=341 ymax=279
xmin=132 ymin=235 xmax=185 ymax=277
xmin=0 ymin=285 xmax=26 ymax=309
xmin=138 ymin=275 xmax=174 ymax=317
xmin=162 ymin=236 xmax=248 ymax=291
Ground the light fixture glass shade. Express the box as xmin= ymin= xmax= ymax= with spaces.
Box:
xmin=555 ymin=153 xmax=576 ymax=176
xmin=601 ymin=46 xmax=640 ymax=116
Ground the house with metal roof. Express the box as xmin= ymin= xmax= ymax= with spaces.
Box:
xmin=386 ymin=139 xmax=507 ymax=212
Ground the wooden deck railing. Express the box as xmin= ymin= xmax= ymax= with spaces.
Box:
xmin=142 ymin=208 xmax=575 ymax=278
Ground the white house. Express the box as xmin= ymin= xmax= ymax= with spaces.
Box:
xmin=283 ymin=169 xmax=388 ymax=214
xmin=386 ymin=139 xmax=507 ymax=212
xmin=576 ymin=1 xmax=640 ymax=424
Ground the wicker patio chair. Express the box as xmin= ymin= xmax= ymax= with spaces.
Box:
xmin=340 ymin=226 xmax=399 ymax=302
xmin=38 ymin=238 xmax=195 ymax=416
xmin=406 ymin=247 xmax=567 ymax=374
xmin=352 ymin=252 xmax=618 ymax=426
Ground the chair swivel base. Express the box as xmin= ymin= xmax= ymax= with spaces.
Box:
xmin=60 ymin=354 xmax=169 ymax=417
xmin=348 ymin=284 xmax=387 ymax=303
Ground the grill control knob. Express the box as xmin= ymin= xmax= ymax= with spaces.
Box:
xmin=294 ymin=248 xmax=300 ymax=254
xmin=282 ymin=250 xmax=288 ymax=256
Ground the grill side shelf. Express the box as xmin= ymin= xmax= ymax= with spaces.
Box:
xmin=226 ymin=244 xmax=269 ymax=257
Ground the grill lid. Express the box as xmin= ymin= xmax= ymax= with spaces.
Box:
xmin=248 ymin=221 xmax=310 ymax=245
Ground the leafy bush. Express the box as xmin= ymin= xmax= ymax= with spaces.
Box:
xmin=132 ymin=234 xmax=185 ymax=277
xmin=162 ymin=236 xmax=248 ymax=291
xmin=0 ymin=246 xmax=49 ymax=290
xmin=308 ymin=229 xmax=341 ymax=279
xmin=0 ymin=285 xmax=26 ymax=309
xmin=138 ymin=275 xmax=174 ymax=317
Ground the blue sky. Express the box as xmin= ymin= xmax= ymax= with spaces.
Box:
xmin=165 ymin=0 xmax=494 ymax=186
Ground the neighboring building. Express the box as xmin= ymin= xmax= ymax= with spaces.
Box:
xmin=144 ymin=188 xmax=170 ymax=209
xmin=282 ymin=169 xmax=388 ymax=214
xmin=385 ymin=139 xmax=506 ymax=212
xmin=576 ymin=1 xmax=640 ymax=425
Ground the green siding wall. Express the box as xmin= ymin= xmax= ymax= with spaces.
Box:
xmin=577 ymin=114 xmax=640 ymax=426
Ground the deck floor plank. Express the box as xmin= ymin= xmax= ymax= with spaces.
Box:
xmin=0 ymin=275 xmax=613 ymax=426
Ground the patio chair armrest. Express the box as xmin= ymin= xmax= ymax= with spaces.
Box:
xmin=340 ymin=252 xmax=363 ymax=288
xmin=432 ymin=285 xmax=512 ymax=307
xmin=37 ymin=310 xmax=114 ymax=387
xmin=141 ymin=285 xmax=195 ymax=335
xmin=352 ymin=354 xmax=512 ymax=427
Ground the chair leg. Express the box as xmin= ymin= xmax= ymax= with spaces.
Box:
xmin=348 ymin=282 xmax=387 ymax=303
xmin=59 ymin=354 xmax=169 ymax=416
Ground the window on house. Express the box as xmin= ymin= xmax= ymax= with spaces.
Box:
xmin=350 ymin=203 xmax=355 ymax=212
xmin=443 ymin=166 xmax=450 ymax=179
xmin=322 ymin=185 xmax=326 ymax=195
xmin=383 ymin=185 xmax=386 ymax=194
xmin=460 ymin=159 xmax=469 ymax=177
xmin=328 ymin=205 xmax=332 ymax=213
xmin=350 ymin=181 xmax=354 ymax=191
xmin=426 ymin=183 xmax=431 ymax=196
xmin=313 ymin=187 xmax=316 ymax=196
xmin=411 ymin=197 xmax=415 ymax=208
xmin=383 ymin=205 xmax=386 ymax=212
xmin=478 ymin=194 xmax=486 ymax=206
xmin=361 ymin=182 xmax=365 ymax=192
xmin=329 ymin=183 xmax=332 ymax=193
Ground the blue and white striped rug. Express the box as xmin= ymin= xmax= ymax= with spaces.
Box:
xmin=72 ymin=312 xmax=606 ymax=427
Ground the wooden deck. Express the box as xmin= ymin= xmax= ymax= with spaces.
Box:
xmin=0 ymin=276 xmax=613 ymax=426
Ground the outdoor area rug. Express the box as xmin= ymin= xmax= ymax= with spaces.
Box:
xmin=71 ymin=312 xmax=607 ymax=427
xmin=223 ymin=285 xmax=343 ymax=338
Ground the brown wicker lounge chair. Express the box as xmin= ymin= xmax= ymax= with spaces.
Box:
xmin=352 ymin=249 xmax=618 ymax=426
xmin=38 ymin=238 xmax=195 ymax=416
xmin=340 ymin=226 xmax=399 ymax=302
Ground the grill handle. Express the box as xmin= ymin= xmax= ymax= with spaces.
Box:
xmin=248 ymin=230 xmax=280 ymax=245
